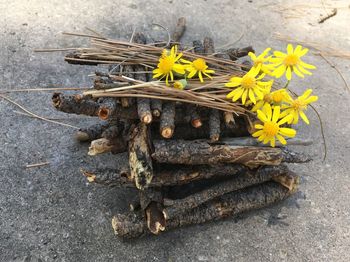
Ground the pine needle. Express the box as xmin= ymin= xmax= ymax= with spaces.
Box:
xmin=0 ymin=94 xmax=79 ymax=129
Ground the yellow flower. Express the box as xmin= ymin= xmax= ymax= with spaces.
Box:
xmin=270 ymin=44 xmax=316 ymax=80
xmin=251 ymin=87 xmax=290 ymax=112
xmin=153 ymin=45 xmax=185 ymax=85
xmin=280 ymin=89 xmax=318 ymax=125
xmin=173 ymin=79 xmax=187 ymax=90
xmin=252 ymin=104 xmax=296 ymax=147
xmin=225 ymin=64 xmax=273 ymax=105
xmin=248 ymin=48 xmax=275 ymax=75
xmin=181 ymin=58 xmax=215 ymax=82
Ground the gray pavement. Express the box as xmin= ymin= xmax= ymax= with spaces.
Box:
xmin=1 ymin=0 xmax=350 ymax=261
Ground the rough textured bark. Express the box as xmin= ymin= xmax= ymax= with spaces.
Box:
xmin=75 ymin=121 xmax=109 ymax=142
xmin=159 ymin=102 xmax=176 ymax=138
xmin=209 ymin=109 xmax=221 ymax=141
xmin=82 ymin=160 xmax=289 ymax=188
xmin=88 ymin=137 xmax=127 ymax=156
xmin=185 ymin=104 xmax=202 ymax=128
xmin=163 ymin=167 xmax=294 ymax=219
xmin=226 ymin=46 xmax=255 ymax=61
xmin=203 ymin=37 xmax=215 ymax=55
xmin=128 ymin=123 xmax=153 ymax=189
xmin=193 ymin=40 xmax=204 ymax=54
xmin=97 ymin=98 xmax=119 ymax=120
xmin=150 ymin=99 xmax=162 ymax=117
xmin=52 ymin=93 xmax=100 ymax=116
xmin=111 ymin=181 xmax=295 ymax=238
xmin=172 ymin=17 xmax=186 ymax=42
xmin=152 ymin=139 xmax=311 ymax=167
xmin=139 ymin=188 xmax=166 ymax=234
xmin=121 ymin=65 xmax=136 ymax=107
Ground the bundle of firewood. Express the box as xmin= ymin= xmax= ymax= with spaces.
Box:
xmin=50 ymin=18 xmax=311 ymax=238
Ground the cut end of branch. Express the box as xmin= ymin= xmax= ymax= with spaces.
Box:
xmin=191 ymin=119 xmax=202 ymax=128
xmin=98 ymin=107 xmax=110 ymax=120
xmin=141 ymin=113 xmax=153 ymax=124
xmin=75 ymin=130 xmax=90 ymax=142
xmin=146 ymin=202 xmax=166 ymax=235
xmin=80 ymin=169 xmax=97 ymax=183
xmin=161 ymin=127 xmax=174 ymax=139
xmin=88 ymin=138 xmax=113 ymax=156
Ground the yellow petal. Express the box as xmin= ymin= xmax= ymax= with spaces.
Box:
xmin=187 ymin=69 xmax=197 ymax=78
xmin=299 ymin=111 xmax=310 ymax=124
xmin=241 ymin=89 xmax=248 ymax=104
xmin=276 ymin=134 xmax=287 ymax=145
xmin=287 ymin=44 xmax=294 ymax=55
xmin=278 ymin=114 xmax=293 ymax=125
xmin=272 ymin=106 xmax=280 ymax=123
xmin=270 ymin=137 xmax=276 ymax=147
xmin=293 ymin=66 xmax=304 ymax=78
xmin=263 ymin=103 xmax=272 ymax=120
xmin=255 ymin=124 xmax=264 ymax=129
xmin=232 ymin=88 xmax=244 ymax=101
xmin=300 ymin=61 xmax=316 ymax=69
xmin=252 ymin=130 xmax=264 ymax=137
xmin=286 ymin=66 xmax=292 ymax=80
xmin=198 ymin=71 xmax=204 ymax=82
xmin=249 ymin=89 xmax=256 ymax=104
xmin=257 ymin=110 xmax=268 ymax=122
xmin=279 ymin=127 xmax=296 ymax=137
xmin=305 ymin=96 xmax=318 ymax=104
xmin=273 ymin=65 xmax=286 ymax=78
xmin=274 ymin=51 xmax=287 ymax=58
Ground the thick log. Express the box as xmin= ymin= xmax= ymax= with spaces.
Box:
xmin=75 ymin=121 xmax=109 ymax=142
xmin=152 ymin=139 xmax=311 ymax=167
xmin=111 ymin=181 xmax=295 ymax=238
xmin=82 ymin=161 xmax=289 ymax=188
xmin=52 ymin=93 xmax=100 ymax=116
xmin=159 ymin=102 xmax=176 ymax=138
xmin=163 ymin=168 xmax=295 ymax=219
xmin=129 ymin=123 xmax=153 ymax=189
xmin=193 ymin=40 xmax=204 ymax=54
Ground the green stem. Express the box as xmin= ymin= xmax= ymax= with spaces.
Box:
xmin=283 ymin=80 xmax=290 ymax=89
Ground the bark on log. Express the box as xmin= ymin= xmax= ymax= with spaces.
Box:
xmin=193 ymin=40 xmax=204 ymax=54
xmin=172 ymin=17 xmax=186 ymax=42
xmin=163 ymin=167 xmax=294 ymax=219
xmin=139 ymin=188 xmax=166 ymax=234
xmin=185 ymin=101 xmax=202 ymax=128
xmin=75 ymin=121 xmax=109 ymax=142
xmin=97 ymin=98 xmax=119 ymax=120
xmin=152 ymin=139 xmax=311 ymax=167
xmin=150 ymin=99 xmax=162 ymax=117
xmin=88 ymin=137 xmax=127 ymax=155
xmin=121 ymin=65 xmax=136 ymax=107
xmin=159 ymin=102 xmax=176 ymax=138
xmin=209 ymin=109 xmax=221 ymax=141
xmin=129 ymin=123 xmax=154 ymax=189
xmin=82 ymin=161 xmax=291 ymax=189
xmin=203 ymin=37 xmax=215 ymax=55
xmin=111 ymin=181 xmax=295 ymax=238
xmin=52 ymin=93 xmax=100 ymax=116
xmin=226 ymin=46 xmax=255 ymax=61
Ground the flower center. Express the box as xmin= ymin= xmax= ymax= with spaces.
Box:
xmin=292 ymin=99 xmax=306 ymax=111
xmin=284 ymin=54 xmax=299 ymax=66
xmin=192 ymin=58 xmax=207 ymax=71
xmin=241 ymin=75 xmax=256 ymax=89
xmin=263 ymin=121 xmax=279 ymax=137
xmin=159 ymin=57 xmax=174 ymax=74
xmin=271 ymin=92 xmax=284 ymax=103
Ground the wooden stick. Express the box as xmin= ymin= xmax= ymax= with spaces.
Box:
xmin=152 ymin=139 xmax=311 ymax=167
xmin=163 ymin=167 xmax=293 ymax=219
xmin=76 ymin=122 xmax=109 ymax=142
xmin=150 ymin=99 xmax=162 ymax=117
xmin=128 ymin=123 xmax=154 ymax=189
xmin=112 ymin=181 xmax=295 ymax=238
xmin=185 ymin=104 xmax=202 ymax=128
xmin=226 ymin=46 xmax=255 ymax=61
xmin=172 ymin=17 xmax=186 ymax=42
xmin=209 ymin=109 xmax=221 ymax=141
xmin=97 ymin=98 xmax=119 ymax=120
xmin=82 ymin=161 xmax=288 ymax=188
xmin=159 ymin=102 xmax=175 ymax=138
xmin=52 ymin=93 xmax=100 ymax=116
xmin=88 ymin=137 xmax=127 ymax=155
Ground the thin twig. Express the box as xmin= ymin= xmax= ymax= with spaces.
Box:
xmin=0 ymin=87 xmax=90 ymax=93
xmin=26 ymin=162 xmax=50 ymax=168
xmin=152 ymin=23 xmax=171 ymax=47
xmin=318 ymin=52 xmax=349 ymax=92
xmin=0 ymin=94 xmax=79 ymax=129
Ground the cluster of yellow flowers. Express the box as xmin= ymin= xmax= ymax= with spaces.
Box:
xmin=225 ymin=44 xmax=318 ymax=147
xmin=153 ymin=45 xmax=215 ymax=86
xmin=152 ymin=44 xmax=318 ymax=147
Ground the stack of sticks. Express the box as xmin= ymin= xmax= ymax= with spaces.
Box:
xmin=51 ymin=18 xmax=311 ymax=238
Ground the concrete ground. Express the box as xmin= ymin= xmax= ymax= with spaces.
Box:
xmin=1 ymin=0 xmax=350 ymax=261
